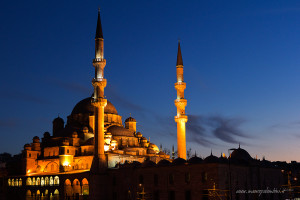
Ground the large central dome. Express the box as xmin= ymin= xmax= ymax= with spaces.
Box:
xmin=71 ymin=97 xmax=118 ymax=115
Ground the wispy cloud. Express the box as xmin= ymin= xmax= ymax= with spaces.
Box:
xmin=207 ymin=115 xmax=249 ymax=144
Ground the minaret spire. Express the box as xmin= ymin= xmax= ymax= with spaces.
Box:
xmin=176 ymin=40 xmax=183 ymax=66
xmin=174 ymin=40 xmax=188 ymax=160
xmin=91 ymin=9 xmax=107 ymax=171
xmin=95 ymin=8 xmax=103 ymax=39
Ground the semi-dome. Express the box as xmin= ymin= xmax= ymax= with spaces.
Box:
xmin=107 ymin=125 xmax=135 ymax=137
xmin=71 ymin=97 xmax=118 ymax=115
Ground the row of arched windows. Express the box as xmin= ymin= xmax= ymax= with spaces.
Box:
xmin=7 ymin=178 xmax=22 ymax=187
xmin=25 ymin=176 xmax=59 ymax=186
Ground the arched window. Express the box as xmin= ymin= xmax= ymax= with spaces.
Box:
xmin=12 ymin=179 xmax=15 ymax=186
xmin=45 ymin=177 xmax=49 ymax=186
xmin=41 ymin=177 xmax=44 ymax=186
xmin=8 ymin=179 xmax=11 ymax=186
xmin=73 ymin=179 xmax=80 ymax=186
xmin=36 ymin=177 xmax=40 ymax=186
xmin=54 ymin=176 xmax=59 ymax=185
xmin=32 ymin=177 xmax=36 ymax=185
xmin=26 ymin=190 xmax=31 ymax=197
xmin=19 ymin=178 xmax=22 ymax=186
xmin=64 ymin=179 xmax=71 ymax=186
xmin=36 ymin=190 xmax=40 ymax=196
xmin=82 ymin=178 xmax=89 ymax=196
xmin=26 ymin=178 xmax=32 ymax=186
xmin=82 ymin=178 xmax=89 ymax=185
xmin=45 ymin=189 xmax=48 ymax=196
xmin=50 ymin=176 xmax=53 ymax=186
xmin=54 ymin=189 xmax=59 ymax=195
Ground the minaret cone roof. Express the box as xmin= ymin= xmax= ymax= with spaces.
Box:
xmin=176 ymin=41 xmax=183 ymax=66
xmin=95 ymin=9 xmax=103 ymax=39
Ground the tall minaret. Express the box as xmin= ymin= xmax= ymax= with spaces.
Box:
xmin=174 ymin=41 xmax=188 ymax=160
xmin=91 ymin=9 xmax=107 ymax=170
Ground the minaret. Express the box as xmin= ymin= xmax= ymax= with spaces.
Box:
xmin=91 ymin=9 xmax=107 ymax=170
xmin=174 ymin=40 xmax=188 ymax=160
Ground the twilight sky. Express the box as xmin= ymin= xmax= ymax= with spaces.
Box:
xmin=1 ymin=0 xmax=300 ymax=162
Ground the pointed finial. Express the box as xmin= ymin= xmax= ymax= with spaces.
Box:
xmin=210 ymin=149 xmax=213 ymax=156
xmin=95 ymin=8 xmax=104 ymax=39
xmin=130 ymin=113 xmax=131 ymax=117
xmin=58 ymin=113 xmax=60 ymax=117
xmin=238 ymin=143 xmax=240 ymax=149
xmin=194 ymin=150 xmax=197 ymax=157
xmin=98 ymin=7 xmax=100 ymax=13
xmin=176 ymin=40 xmax=183 ymax=66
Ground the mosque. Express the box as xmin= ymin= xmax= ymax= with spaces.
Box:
xmin=3 ymin=10 xmax=296 ymax=200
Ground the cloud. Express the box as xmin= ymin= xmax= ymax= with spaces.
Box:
xmin=207 ymin=115 xmax=249 ymax=144
xmin=186 ymin=115 xmax=215 ymax=147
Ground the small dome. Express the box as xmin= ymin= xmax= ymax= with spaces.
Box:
xmin=24 ymin=144 xmax=31 ymax=150
xmin=33 ymin=136 xmax=40 ymax=143
xmin=72 ymin=132 xmax=78 ymax=138
xmin=141 ymin=137 xmax=147 ymax=143
xmin=62 ymin=138 xmax=69 ymax=146
xmin=142 ymin=160 xmax=156 ymax=167
xmin=84 ymin=137 xmax=95 ymax=145
xmin=82 ymin=127 xmax=89 ymax=133
xmin=158 ymin=151 xmax=165 ymax=155
xmin=204 ymin=154 xmax=219 ymax=163
xmin=125 ymin=117 xmax=136 ymax=122
xmin=71 ymin=97 xmax=118 ymax=115
xmin=53 ymin=116 xmax=64 ymax=124
xmin=231 ymin=147 xmax=253 ymax=164
xmin=157 ymin=159 xmax=171 ymax=166
xmin=172 ymin=158 xmax=187 ymax=165
xmin=148 ymin=143 xmax=159 ymax=153
xmin=107 ymin=125 xmax=135 ymax=137
xmin=136 ymin=132 xmax=142 ymax=138
xmin=131 ymin=161 xmax=142 ymax=167
xmin=43 ymin=132 xmax=50 ymax=138
xmin=188 ymin=156 xmax=203 ymax=164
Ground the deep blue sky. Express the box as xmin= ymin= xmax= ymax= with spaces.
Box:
xmin=1 ymin=0 xmax=300 ymax=162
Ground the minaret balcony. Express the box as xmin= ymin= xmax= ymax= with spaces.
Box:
xmin=175 ymin=82 xmax=186 ymax=91
xmin=174 ymin=99 xmax=187 ymax=108
xmin=174 ymin=115 xmax=188 ymax=123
